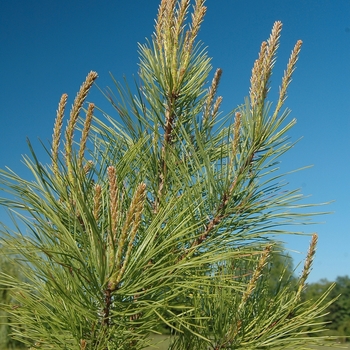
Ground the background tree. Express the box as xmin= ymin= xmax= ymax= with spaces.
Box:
xmin=262 ymin=245 xmax=296 ymax=296
xmin=327 ymin=276 xmax=350 ymax=340
xmin=303 ymin=276 xmax=350 ymax=342
xmin=0 ymin=0 xmax=337 ymax=349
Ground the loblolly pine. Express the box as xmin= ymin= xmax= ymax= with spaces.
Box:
xmin=0 ymin=1 xmax=338 ymax=349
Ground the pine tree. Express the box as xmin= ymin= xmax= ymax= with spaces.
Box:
xmin=0 ymin=1 xmax=337 ymax=349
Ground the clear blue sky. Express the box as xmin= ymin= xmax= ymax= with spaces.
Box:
xmin=0 ymin=0 xmax=349 ymax=283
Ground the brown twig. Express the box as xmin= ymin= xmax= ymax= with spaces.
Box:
xmin=78 ymin=103 xmax=94 ymax=168
xmin=65 ymin=71 xmax=98 ymax=183
xmin=52 ymin=93 xmax=68 ymax=178
xmin=297 ymin=233 xmax=318 ymax=298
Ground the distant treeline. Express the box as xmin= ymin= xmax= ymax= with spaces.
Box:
xmin=302 ymin=275 xmax=350 ymax=343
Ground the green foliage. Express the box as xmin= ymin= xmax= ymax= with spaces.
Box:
xmin=303 ymin=276 xmax=350 ymax=342
xmin=0 ymin=0 xmax=338 ymax=349
xmin=328 ymin=276 xmax=350 ymax=341
xmin=0 ymin=248 xmax=26 ymax=349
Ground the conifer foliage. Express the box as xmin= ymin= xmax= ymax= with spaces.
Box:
xmin=0 ymin=0 xmax=336 ymax=349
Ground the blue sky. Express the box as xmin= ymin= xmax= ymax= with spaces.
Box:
xmin=0 ymin=0 xmax=349 ymax=283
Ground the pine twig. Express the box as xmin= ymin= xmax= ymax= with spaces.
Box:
xmin=52 ymin=93 xmax=68 ymax=177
